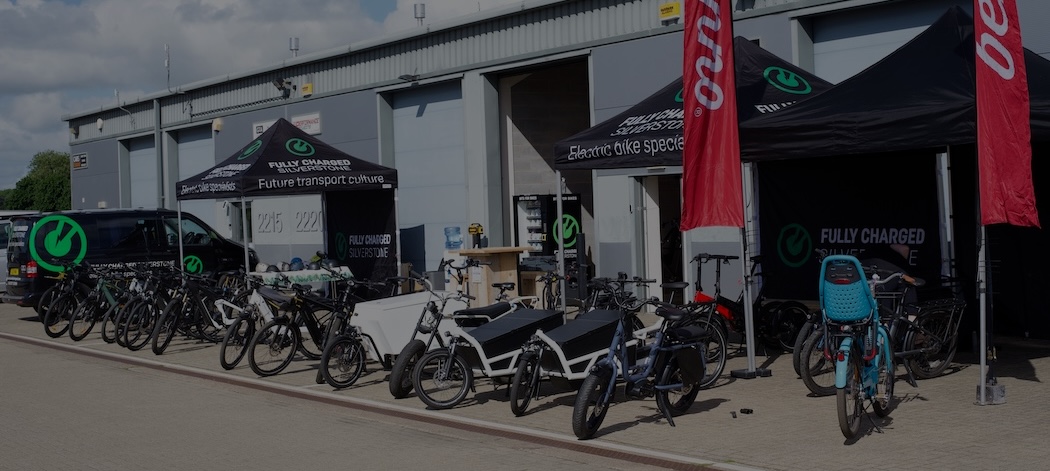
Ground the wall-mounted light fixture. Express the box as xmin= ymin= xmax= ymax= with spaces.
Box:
xmin=398 ymin=74 xmax=420 ymax=82
xmin=96 ymin=117 xmax=104 ymax=131
xmin=272 ymin=79 xmax=294 ymax=98
xmin=212 ymin=118 xmax=224 ymax=133
xmin=70 ymin=126 xmax=79 ymax=138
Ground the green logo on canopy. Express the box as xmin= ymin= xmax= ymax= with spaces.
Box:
xmin=553 ymin=215 xmax=580 ymax=248
xmin=335 ymin=232 xmax=348 ymax=260
xmin=674 ymin=89 xmax=684 ymax=103
xmin=29 ymin=215 xmax=88 ymax=272
xmin=777 ymin=223 xmax=812 ymax=268
xmin=286 ymin=138 xmax=315 ymax=157
xmin=183 ymin=255 xmax=204 ymax=274
xmin=238 ymin=140 xmax=263 ymax=160
xmin=764 ymin=67 xmax=812 ymax=95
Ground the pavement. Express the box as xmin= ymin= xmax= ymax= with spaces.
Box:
xmin=1 ymin=300 xmax=1048 ymax=471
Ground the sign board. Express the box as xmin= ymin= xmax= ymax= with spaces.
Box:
xmin=71 ymin=153 xmax=88 ymax=170
xmin=291 ymin=112 xmax=322 ymax=135
xmin=251 ymin=195 xmax=324 ymax=246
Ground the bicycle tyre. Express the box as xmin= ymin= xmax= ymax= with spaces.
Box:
xmin=248 ymin=318 xmax=300 ymax=377
xmin=655 ymin=360 xmax=700 ymax=417
xmin=697 ymin=318 xmax=727 ymax=389
xmin=904 ymin=310 xmax=958 ymax=379
xmin=769 ymin=301 xmax=810 ymax=352
xmin=837 ymin=351 xmax=864 ymax=439
xmin=36 ymin=285 xmax=61 ymax=323
xmin=389 ymin=339 xmax=425 ymax=398
xmin=873 ymin=338 xmax=895 ymax=418
xmin=125 ymin=300 xmax=161 ymax=352
xmin=298 ymin=308 xmax=333 ymax=361
xmin=68 ymin=296 xmax=101 ymax=341
xmin=151 ymin=297 xmax=184 ymax=355
xmin=44 ymin=294 xmax=75 ymax=338
xmin=792 ymin=319 xmax=816 ymax=377
xmin=800 ymin=328 xmax=836 ymax=397
xmin=571 ymin=365 xmax=614 ymax=440
xmin=320 ymin=335 xmax=367 ymax=389
xmin=114 ymin=298 xmax=143 ymax=348
xmin=219 ymin=314 xmax=256 ymax=370
xmin=99 ymin=301 xmax=124 ymax=344
xmin=509 ymin=351 xmax=540 ymax=416
xmin=412 ymin=349 xmax=472 ymax=410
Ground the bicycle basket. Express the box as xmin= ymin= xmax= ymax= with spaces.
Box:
xmin=819 ymin=255 xmax=876 ymax=323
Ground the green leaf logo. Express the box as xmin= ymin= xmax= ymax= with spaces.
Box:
xmin=764 ymin=67 xmax=812 ymax=95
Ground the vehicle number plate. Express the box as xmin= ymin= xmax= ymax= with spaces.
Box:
xmin=9 ymin=268 xmax=17 ymax=276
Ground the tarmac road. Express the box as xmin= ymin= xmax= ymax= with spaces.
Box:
xmin=2 ymin=301 xmax=1049 ymax=471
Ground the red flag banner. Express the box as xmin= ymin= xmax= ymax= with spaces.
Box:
xmin=681 ymin=0 xmax=742 ymax=230
xmin=975 ymin=0 xmax=1040 ymax=227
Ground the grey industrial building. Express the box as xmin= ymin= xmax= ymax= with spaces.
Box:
xmin=61 ymin=0 xmax=1050 ymax=326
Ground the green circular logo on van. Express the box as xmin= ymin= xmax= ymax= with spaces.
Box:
xmin=286 ymin=138 xmax=315 ymax=157
xmin=183 ymin=255 xmax=204 ymax=274
xmin=29 ymin=215 xmax=88 ymax=272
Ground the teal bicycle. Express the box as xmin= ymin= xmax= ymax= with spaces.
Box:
xmin=818 ymin=255 xmax=894 ymax=439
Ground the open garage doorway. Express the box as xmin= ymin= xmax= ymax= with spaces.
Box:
xmin=639 ymin=174 xmax=683 ymax=303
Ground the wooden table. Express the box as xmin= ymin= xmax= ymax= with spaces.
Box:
xmin=449 ymin=247 xmax=532 ymax=306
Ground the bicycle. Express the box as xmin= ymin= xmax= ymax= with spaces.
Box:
xmin=246 ymin=274 xmax=339 ymax=377
xmin=41 ymin=260 xmax=93 ymax=339
xmin=570 ymin=294 xmax=713 ymax=439
xmin=318 ymin=272 xmax=394 ymax=389
xmin=388 ymin=258 xmax=519 ymax=398
xmin=510 ymin=275 xmax=717 ymax=417
xmin=68 ymin=263 xmax=126 ymax=341
xmin=818 ymin=255 xmax=894 ymax=439
xmin=692 ymin=253 xmax=811 ymax=353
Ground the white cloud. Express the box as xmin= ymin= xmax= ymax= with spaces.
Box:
xmin=0 ymin=0 xmax=519 ymax=192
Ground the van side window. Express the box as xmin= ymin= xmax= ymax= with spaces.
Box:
xmin=98 ymin=217 xmax=163 ymax=252
xmin=164 ymin=217 xmax=212 ymax=246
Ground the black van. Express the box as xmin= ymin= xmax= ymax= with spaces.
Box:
xmin=3 ymin=208 xmax=258 ymax=309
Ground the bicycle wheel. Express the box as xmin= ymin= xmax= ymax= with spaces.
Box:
xmin=99 ymin=301 xmax=124 ymax=344
xmin=509 ymin=351 xmax=541 ymax=416
xmin=43 ymin=294 xmax=75 ymax=338
xmin=571 ymin=365 xmax=614 ymax=440
xmin=873 ymin=339 xmax=895 ymax=418
xmin=412 ymin=349 xmax=472 ymax=409
xmin=769 ymin=302 xmax=810 ymax=352
xmin=151 ymin=297 xmax=184 ymax=355
xmin=68 ymin=296 xmax=102 ymax=341
xmin=124 ymin=299 xmax=161 ymax=352
xmin=655 ymin=360 xmax=700 ymax=417
xmin=248 ymin=318 xmax=300 ymax=377
xmin=298 ymin=308 xmax=333 ymax=361
xmin=219 ymin=314 xmax=256 ymax=370
xmin=905 ymin=310 xmax=958 ymax=379
xmin=837 ymin=351 xmax=864 ymax=439
xmin=389 ymin=339 xmax=425 ymax=398
xmin=320 ymin=335 xmax=367 ymax=389
xmin=191 ymin=296 xmax=225 ymax=344
xmin=800 ymin=328 xmax=836 ymax=397
xmin=792 ymin=319 xmax=816 ymax=377
xmin=696 ymin=318 xmax=726 ymax=389
xmin=36 ymin=284 xmax=61 ymax=323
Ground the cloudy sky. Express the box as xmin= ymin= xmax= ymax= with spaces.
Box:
xmin=0 ymin=0 xmax=522 ymax=190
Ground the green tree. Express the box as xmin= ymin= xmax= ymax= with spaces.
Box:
xmin=0 ymin=188 xmax=14 ymax=209
xmin=6 ymin=150 xmax=71 ymax=211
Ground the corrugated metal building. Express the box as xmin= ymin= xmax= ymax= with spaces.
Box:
xmin=61 ymin=0 xmax=1050 ymax=328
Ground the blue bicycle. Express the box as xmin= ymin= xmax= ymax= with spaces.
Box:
xmin=571 ymin=281 xmax=713 ymax=440
xmin=818 ymin=255 xmax=894 ymax=439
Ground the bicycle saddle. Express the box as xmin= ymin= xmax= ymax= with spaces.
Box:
xmin=491 ymin=282 xmax=516 ymax=291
